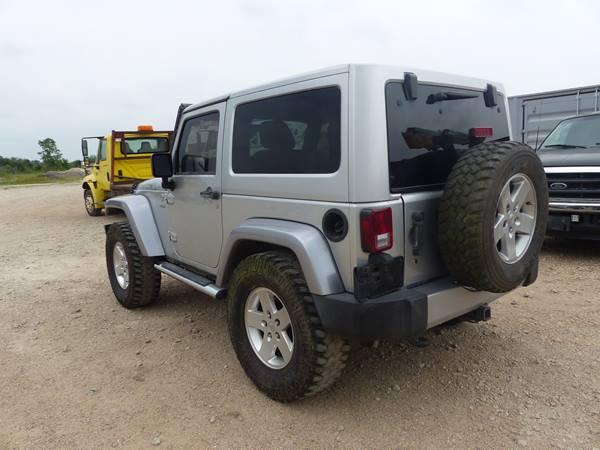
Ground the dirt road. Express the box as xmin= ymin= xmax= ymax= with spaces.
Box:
xmin=0 ymin=184 xmax=598 ymax=449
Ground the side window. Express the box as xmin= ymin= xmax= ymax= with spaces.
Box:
xmin=176 ymin=112 xmax=220 ymax=174
xmin=232 ymin=87 xmax=341 ymax=174
xmin=98 ymin=139 xmax=107 ymax=161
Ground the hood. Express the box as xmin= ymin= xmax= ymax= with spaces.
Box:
xmin=538 ymin=148 xmax=600 ymax=167
xmin=135 ymin=178 xmax=163 ymax=191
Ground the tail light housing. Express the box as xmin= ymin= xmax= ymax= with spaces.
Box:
xmin=469 ymin=127 xmax=493 ymax=138
xmin=360 ymin=207 xmax=393 ymax=253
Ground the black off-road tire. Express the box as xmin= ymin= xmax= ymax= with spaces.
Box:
xmin=227 ymin=251 xmax=350 ymax=402
xmin=438 ymin=141 xmax=548 ymax=293
xmin=84 ymin=189 xmax=102 ymax=216
xmin=106 ymin=222 xmax=161 ymax=308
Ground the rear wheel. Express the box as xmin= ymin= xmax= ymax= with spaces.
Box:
xmin=227 ymin=251 xmax=350 ymax=402
xmin=106 ymin=222 xmax=161 ymax=308
xmin=84 ymin=189 xmax=102 ymax=216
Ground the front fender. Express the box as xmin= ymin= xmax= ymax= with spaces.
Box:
xmin=217 ymin=219 xmax=344 ymax=296
xmin=105 ymin=195 xmax=164 ymax=257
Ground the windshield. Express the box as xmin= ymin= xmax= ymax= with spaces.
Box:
xmin=540 ymin=115 xmax=600 ymax=150
xmin=386 ymin=82 xmax=510 ymax=191
xmin=123 ymin=137 xmax=169 ymax=154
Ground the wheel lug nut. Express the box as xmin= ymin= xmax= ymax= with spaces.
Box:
xmin=261 ymin=320 xmax=267 ymax=327
xmin=274 ymin=319 xmax=280 ymax=327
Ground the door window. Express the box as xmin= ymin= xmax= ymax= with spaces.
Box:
xmin=176 ymin=112 xmax=220 ymax=174
xmin=98 ymin=139 xmax=107 ymax=161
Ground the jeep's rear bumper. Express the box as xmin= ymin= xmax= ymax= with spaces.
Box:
xmin=313 ymin=278 xmax=502 ymax=341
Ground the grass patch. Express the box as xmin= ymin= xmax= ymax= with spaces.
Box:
xmin=0 ymin=172 xmax=81 ymax=186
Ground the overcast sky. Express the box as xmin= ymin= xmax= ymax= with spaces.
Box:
xmin=1 ymin=0 xmax=599 ymax=161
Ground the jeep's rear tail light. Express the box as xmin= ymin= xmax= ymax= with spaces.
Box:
xmin=470 ymin=127 xmax=493 ymax=138
xmin=360 ymin=208 xmax=393 ymax=253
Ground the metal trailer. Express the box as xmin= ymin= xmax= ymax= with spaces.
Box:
xmin=509 ymin=85 xmax=600 ymax=148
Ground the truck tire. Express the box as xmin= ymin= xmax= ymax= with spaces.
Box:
xmin=438 ymin=141 xmax=548 ymax=293
xmin=84 ymin=189 xmax=102 ymax=216
xmin=106 ymin=222 xmax=161 ymax=308
xmin=227 ymin=251 xmax=350 ymax=402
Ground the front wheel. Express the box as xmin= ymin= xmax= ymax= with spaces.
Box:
xmin=106 ymin=222 xmax=161 ymax=308
xmin=227 ymin=251 xmax=350 ymax=402
xmin=84 ymin=189 xmax=102 ymax=216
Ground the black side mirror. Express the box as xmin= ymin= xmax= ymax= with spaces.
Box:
xmin=152 ymin=153 xmax=175 ymax=190
xmin=81 ymin=140 xmax=88 ymax=157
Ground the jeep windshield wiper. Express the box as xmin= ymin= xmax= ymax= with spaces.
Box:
xmin=542 ymin=144 xmax=588 ymax=149
xmin=426 ymin=92 xmax=478 ymax=104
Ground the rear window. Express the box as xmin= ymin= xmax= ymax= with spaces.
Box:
xmin=232 ymin=87 xmax=341 ymax=174
xmin=385 ymin=82 xmax=510 ymax=192
xmin=123 ymin=137 xmax=169 ymax=154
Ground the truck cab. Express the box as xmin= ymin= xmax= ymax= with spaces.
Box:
xmin=81 ymin=126 xmax=172 ymax=216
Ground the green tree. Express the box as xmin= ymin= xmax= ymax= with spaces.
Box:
xmin=37 ymin=138 xmax=68 ymax=169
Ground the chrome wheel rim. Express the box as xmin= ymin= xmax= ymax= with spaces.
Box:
xmin=85 ymin=192 xmax=94 ymax=212
xmin=244 ymin=287 xmax=294 ymax=370
xmin=494 ymin=173 xmax=537 ymax=264
xmin=112 ymin=242 xmax=130 ymax=289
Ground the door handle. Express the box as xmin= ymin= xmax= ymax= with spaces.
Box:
xmin=200 ymin=186 xmax=221 ymax=200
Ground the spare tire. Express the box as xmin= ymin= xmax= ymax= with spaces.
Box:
xmin=438 ymin=141 xmax=548 ymax=293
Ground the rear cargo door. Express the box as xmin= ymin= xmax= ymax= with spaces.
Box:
xmin=385 ymin=81 xmax=510 ymax=287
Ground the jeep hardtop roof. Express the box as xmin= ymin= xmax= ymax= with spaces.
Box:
xmin=184 ymin=64 xmax=506 ymax=113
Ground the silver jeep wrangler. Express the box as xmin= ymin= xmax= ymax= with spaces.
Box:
xmin=104 ymin=64 xmax=548 ymax=402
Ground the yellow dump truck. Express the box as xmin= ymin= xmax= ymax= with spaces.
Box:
xmin=81 ymin=125 xmax=172 ymax=216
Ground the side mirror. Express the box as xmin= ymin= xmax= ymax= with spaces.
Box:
xmin=152 ymin=153 xmax=175 ymax=190
xmin=81 ymin=140 xmax=88 ymax=157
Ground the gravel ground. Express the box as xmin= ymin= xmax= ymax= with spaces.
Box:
xmin=0 ymin=184 xmax=599 ymax=449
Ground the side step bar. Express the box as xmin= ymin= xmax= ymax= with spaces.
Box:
xmin=154 ymin=262 xmax=227 ymax=299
